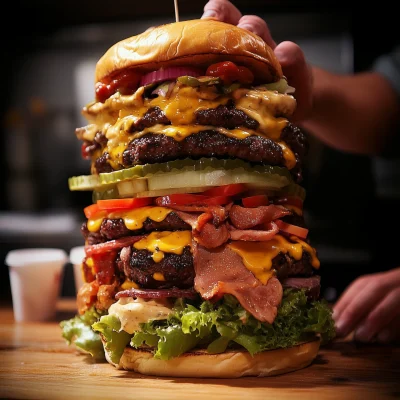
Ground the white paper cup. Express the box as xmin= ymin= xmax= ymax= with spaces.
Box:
xmin=69 ymin=246 xmax=86 ymax=293
xmin=5 ymin=248 xmax=68 ymax=322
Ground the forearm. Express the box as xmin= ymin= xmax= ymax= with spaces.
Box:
xmin=300 ymin=66 xmax=400 ymax=155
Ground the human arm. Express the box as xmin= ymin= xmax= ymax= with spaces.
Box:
xmin=202 ymin=0 xmax=400 ymax=155
xmin=302 ymin=67 xmax=399 ymax=154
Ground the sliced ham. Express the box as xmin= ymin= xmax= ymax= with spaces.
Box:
xmin=229 ymin=204 xmax=291 ymax=230
xmin=228 ymin=221 xmax=279 ymax=241
xmin=193 ymin=242 xmax=283 ymax=324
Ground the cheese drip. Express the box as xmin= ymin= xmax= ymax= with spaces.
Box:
xmin=133 ymin=231 xmax=192 ymax=262
xmin=81 ymin=85 xmax=294 ymax=143
xmin=87 ymin=206 xmax=172 ymax=233
xmin=82 ymin=85 xmax=297 ymax=170
xmin=234 ymin=89 xmax=290 ymax=140
xmin=228 ymin=234 xmax=320 ymax=284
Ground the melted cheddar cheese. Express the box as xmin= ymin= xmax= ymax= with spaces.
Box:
xmin=80 ymin=84 xmax=298 ymax=170
xmin=133 ymin=231 xmax=192 ymax=262
xmin=228 ymin=234 xmax=320 ymax=284
xmin=87 ymin=206 xmax=172 ymax=233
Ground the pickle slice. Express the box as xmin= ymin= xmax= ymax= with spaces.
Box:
xmin=117 ymin=179 xmax=148 ymax=197
xmin=69 ymin=158 xmax=293 ymax=195
xmin=68 ymin=174 xmax=101 ymax=191
xmin=92 ymin=186 xmax=120 ymax=202
xmin=147 ymin=167 xmax=290 ymax=191
xmin=276 ymin=183 xmax=306 ymax=201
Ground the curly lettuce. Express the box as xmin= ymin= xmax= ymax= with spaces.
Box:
xmin=93 ymin=289 xmax=335 ymax=363
xmin=60 ymin=307 xmax=106 ymax=360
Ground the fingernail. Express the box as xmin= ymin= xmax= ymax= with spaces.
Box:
xmin=377 ymin=329 xmax=392 ymax=344
xmin=334 ymin=319 xmax=348 ymax=337
xmin=238 ymin=24 xmax=254 ymax=32
xmin=354 ymin=325 xmax=373 ymax=343
xmin=202 ymin=10 xmax=217 ymax=19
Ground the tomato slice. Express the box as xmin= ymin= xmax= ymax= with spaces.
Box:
xmin=202 ymin=183 xmax=247 ymax=197
xmin=206 ymin=61 xmax=254 ymax=85
xmin=156 ymin=194 xmax=208 ymax=206
xmin=97 ymin=197 xmax=153 ymax=211
xmin=95 ymin=70 xmax=141 ymax=103
xmin=242 ymin=195 xmax=269 ymax=208
xmin=84 ymin=204 xmax=100 ymax=219
xmin=275 ymin=219 xmax=308 ymax=239
xmin=198 ymin=195 xmax=232 ymax=205
xmin=156 ymin=194 xmax=231 ymax=207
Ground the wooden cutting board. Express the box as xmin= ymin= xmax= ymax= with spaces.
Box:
xmin=0 ymin=299 xmax=399 ymax=400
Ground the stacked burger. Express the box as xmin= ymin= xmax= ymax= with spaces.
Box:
xmin=61 ymin=19 xmax=335 ymax=378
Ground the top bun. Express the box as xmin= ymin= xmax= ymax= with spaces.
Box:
xmin=95 ymin=19 xmax=282 ymax=84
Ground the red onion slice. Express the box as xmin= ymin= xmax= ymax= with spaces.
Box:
xmin=140 ymin=66 xmax=203 ymax=87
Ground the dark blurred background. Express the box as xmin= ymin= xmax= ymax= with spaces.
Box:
xmin=1 ymin=1 xmax=399 ymax=302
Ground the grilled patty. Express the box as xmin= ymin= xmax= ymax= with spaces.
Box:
xmin=117 ymin=246 xmax=195 ymax=289
xmin=81 ymin=213 xmax=191 ymax=245
xmin=95 ymin=127 xmax=306 ymax=182
xmin=113 ymin=245 xmax=314 ymax=289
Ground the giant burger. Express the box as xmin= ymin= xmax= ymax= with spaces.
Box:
xmin=61 ymin=19 xmax=335 ymax=378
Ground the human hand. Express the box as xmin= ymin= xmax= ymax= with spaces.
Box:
xmin=333 ymin=267 xmax=400 ymax=344
xmin=201 ymin=0 xmax=313 ymax=122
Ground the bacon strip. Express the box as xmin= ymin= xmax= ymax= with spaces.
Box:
xmin=193 ymin=242 xmax=283 ymax=324
xmin=85 ymin=235 xmax=144 ymax=256
xmin=228 ymin=221 xmax=279 ymax=241
xmin=166 ymin=205 xmax=227 ymax=226
xmin=116 ymin=287 xmax=198 ymax=300
xmin=229 ymin=204 xmax=291 ymax=230
xmin=176 ymin=211 xmax=230 ymax=248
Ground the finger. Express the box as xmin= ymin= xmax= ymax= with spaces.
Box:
xmin=202 ymin=0 xmax=242 ymax=25
xmin=333 ymin=278 xmax=388 ymax=338
xmin=237 ymin=15 xmax=276 ymax=49
xmin=354 ymin=287 xmax=400 ymax=343
xmin=376 ymin=314 xmax=400 ymax=344
xmin=333 ymin=277 xmax=367 ymax=321
xmin=274 ymin=41 xmax=313 ymax=122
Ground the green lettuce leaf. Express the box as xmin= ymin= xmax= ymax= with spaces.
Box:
xmin=92 ymin=315 xmax=132 ymax=364
xmin=128 ymin=289 xmax=335 ymax=361
xmin=60 ymin=307 xmax=105 ymax=360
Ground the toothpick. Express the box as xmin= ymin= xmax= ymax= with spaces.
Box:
xmin=174 ymin=0 xmax=179 ymax=22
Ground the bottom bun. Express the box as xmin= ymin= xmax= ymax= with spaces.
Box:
xmin=103 ymin=338 xmax=321 ymax=378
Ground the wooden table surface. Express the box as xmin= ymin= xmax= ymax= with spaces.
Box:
xmin=0 ymin=298 xmax=399 ymax=400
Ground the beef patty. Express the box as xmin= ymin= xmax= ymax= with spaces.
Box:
xmin=113 ymin=244 xmax=314 ymax=289
xmin=81 ymin=212 xmax=191 ymax=245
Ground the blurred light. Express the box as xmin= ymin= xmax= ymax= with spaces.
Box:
xmin=29 ymin=97 xmax=47 ymax=116
xmin=324 ymin=287 xmax=338 ymax=302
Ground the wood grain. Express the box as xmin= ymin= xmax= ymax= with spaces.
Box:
xmin=0 ymin=299 xmax=399 ymax=400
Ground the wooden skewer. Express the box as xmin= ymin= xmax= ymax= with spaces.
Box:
xmin=174 ymin=0 xmax=179 ymax=22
